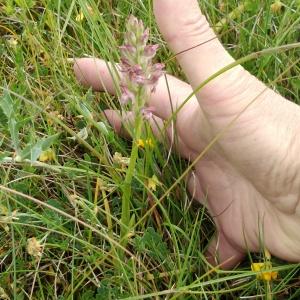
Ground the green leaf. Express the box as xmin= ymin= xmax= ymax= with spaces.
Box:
xmin=134 ymin=227 xmax=169 ymax=262
xmin=78 ymin=102 xmax=93 ymax=119
xmin=19 ymin=133 xmax=60 ymax=162
xmin=96 ymin=280 xmax=124 ymax=300
xmin=8 ymin=118 xmax=20 ymax=152
xmin=30 ymin=143 xmax=43 ymax=162
xmin=0 ymin=91 xmax=14 ymax=119
xmin=0 ymin=91 xmax=20 ymax=152
xmin=30 ymin=133 xmax=60 ymax=162
xmin=79 ymin=290 xmax=94 ymax=300
xmin=96 ymin=121 xmax=109 ymax=136
xmin=68 ymin=127 xmax=89 ymax=141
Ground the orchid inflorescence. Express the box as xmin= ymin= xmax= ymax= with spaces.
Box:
xmin=119 ymin=15 xmax=164 ymax=119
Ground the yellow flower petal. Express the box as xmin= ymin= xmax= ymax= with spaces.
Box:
xmin=271 ymin=271 xmax=278 ymax=280
xmin=137 ymin=139 xmax=145 ymax=148
xmin=262 ymin=272 xmax=272 ymax=282
xmin=75 ymin=11 xmax=84 ymax=22
xmin=251 ymin=262 xmax=278 ymax=282
xmin=251 ymin=262 xmax=264 ymax=272
xmin=39 ymin=149 xmax=55 ymax=162
xmin=147 ymin=175 xmax=160 ymax=191
xmin=145 ymin=138 xmax=154 ymax=148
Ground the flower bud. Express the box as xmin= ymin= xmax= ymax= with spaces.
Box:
xmin=144 ymin=44 xmax=159 ymax=57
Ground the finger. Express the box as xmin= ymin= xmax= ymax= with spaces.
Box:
xmin=74 ymin=58 xmax=195 ymax=121
xmin=153 ymin=0 xmax=238 ymax=86
xmin=153 ymin=0 xmax=260 ymax=117
xmin=74 ymin=58 xmax=118 ymax=94
xmin=206 ymin=231 xmax=245 ymax=270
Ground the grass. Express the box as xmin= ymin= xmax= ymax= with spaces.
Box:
xmin=0 ymin=0 xmax=300 ymax=299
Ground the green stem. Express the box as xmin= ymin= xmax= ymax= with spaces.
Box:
xmin=120 ymin=88 xmax=144 ymax=246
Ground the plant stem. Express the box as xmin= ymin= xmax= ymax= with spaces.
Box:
xmin=120 ymin=90 xmax=144 ymax=246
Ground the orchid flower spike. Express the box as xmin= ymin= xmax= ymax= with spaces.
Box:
xmin=119 ymin=15 xmax=164 ymax=108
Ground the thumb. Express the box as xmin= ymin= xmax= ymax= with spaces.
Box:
xmin=153 ymin=0 xmax=257 ymax=117
xmin=206 ymin=231 xmax=245 ymax=269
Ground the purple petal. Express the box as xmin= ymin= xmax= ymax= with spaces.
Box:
xmin=120 ymin=93 xmax=130 ymax=104
xmin=132 ymin=74 xmax=147 ymax=85
xmin=119 ymin=58 xmax=131 ymax=72
xmin=132 ymin=64 xmax=143 ymax=75
xmin=120 ymin=84 xmax=135 ymax=104
xmin=144 ymin=44 xmax=159 ymax=57
xmin=141 ymin=106 xmax=155 ymax=120
xmin=152 ymin=63 xmax=165 ymax=72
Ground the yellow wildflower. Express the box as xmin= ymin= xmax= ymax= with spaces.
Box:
xmin=147 ymin=175 xmax=160 ymax=192
xmin=145 ymin=138 xmax=154 ymax=148
xmin=137 ymin=139 xmax=145 ymax=148
xmin=75 ymin=11 xmax=84 ymax=22
xmin=270 ymin=1 xmax=283 ymax=13
xmin=251 ymin=261 xmax=278 ymax=281
xmin=27 ymin=237 xmax=43 ymax=259
xmin=251 ymin=248 xmax=278 ymax=281
xmin=75 ymin=6 xmax=94 ymax=21
xmin=39 ymin=148 xmax=55 ymax=162
xmin=137 ymin=138 xmax=154 ymax=149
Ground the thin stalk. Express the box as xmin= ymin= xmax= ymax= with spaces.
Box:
xmin=120 ymin=93 xmax=143 ymax=244
xmin=115 ymin=15 xmax=165 ymax=261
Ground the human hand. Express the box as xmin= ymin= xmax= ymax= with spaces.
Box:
xmin=74 ymin=0 xmax=300 ymax=269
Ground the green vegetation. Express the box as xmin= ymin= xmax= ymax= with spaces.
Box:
xmin=0 ymin=0 xmax=300 ymax=299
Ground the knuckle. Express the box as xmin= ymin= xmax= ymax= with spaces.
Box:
xmin=165 ymin=14 xmax=213 ymax=50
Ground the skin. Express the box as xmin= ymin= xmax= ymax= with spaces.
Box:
xmin=73 ymin=0 xmax=300 ymax=269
